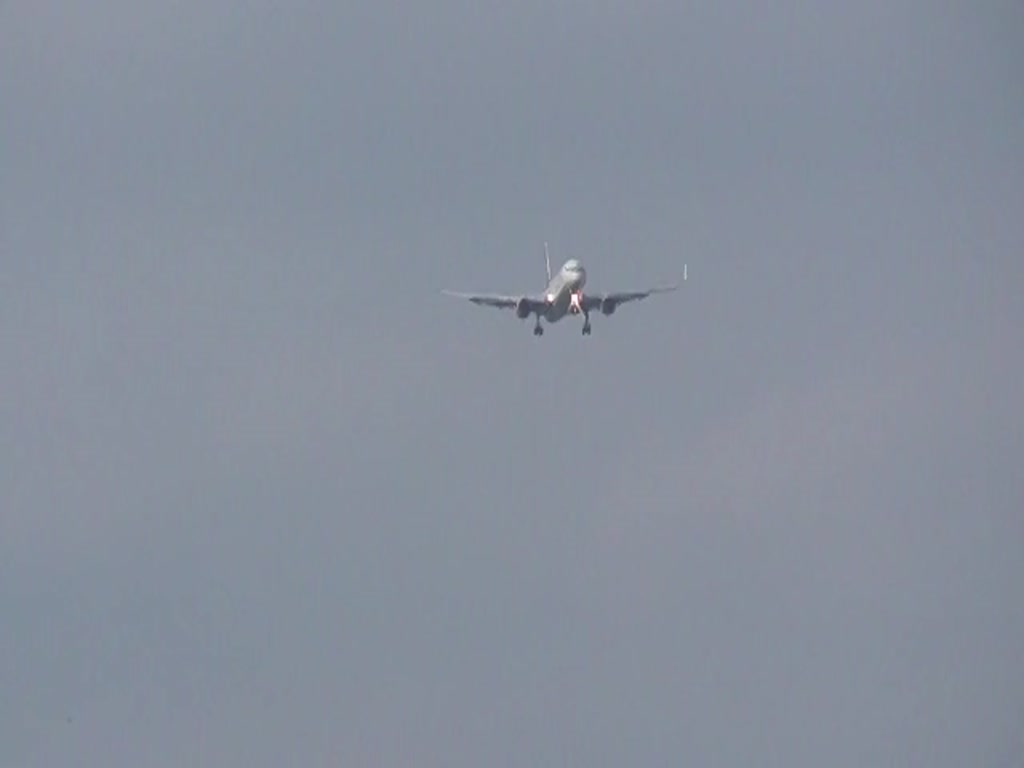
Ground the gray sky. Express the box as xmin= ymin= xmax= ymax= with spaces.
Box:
xmin=2 ymin=2 xmax=1022 ymax=765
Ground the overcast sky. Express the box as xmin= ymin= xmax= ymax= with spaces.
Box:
xmin=2 ymin=2 xmax=1022 ymax=765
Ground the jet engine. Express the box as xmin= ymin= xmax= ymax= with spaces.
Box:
xmin=515 ymin=298 xmax=532 ymax=319
xmin=600 ymin=298 xmax=617 ymax=315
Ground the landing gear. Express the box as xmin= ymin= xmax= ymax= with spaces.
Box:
xmin=582 ymin=312 xmax=592 ymax=335
xmin=533 ymin=322 xmax=544 ymax=336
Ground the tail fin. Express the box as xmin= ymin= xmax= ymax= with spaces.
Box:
xmin=544 ymin=242 xmax=552 ymax=283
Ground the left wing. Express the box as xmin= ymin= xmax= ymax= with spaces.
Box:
xmin=580 ymin=285 xmax=678 ymax=315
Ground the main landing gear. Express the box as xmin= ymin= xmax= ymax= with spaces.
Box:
xmin=533 ymin=321 xmax=544 ymax=336
xmin=582 ymin=312 xmax=592 ymax=335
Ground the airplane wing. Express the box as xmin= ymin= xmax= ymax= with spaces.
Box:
xmin=441 ymin=290 xmax=546 ymax=313
xmin=580 ymin=285 xmax=678 ymax=314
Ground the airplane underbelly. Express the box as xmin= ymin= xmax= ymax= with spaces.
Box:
xmin=545 ymin=293 xmax=571 ymax=321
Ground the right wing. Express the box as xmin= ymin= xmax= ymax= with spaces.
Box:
xmin=442 ymin=291 xmax=545 ymax=313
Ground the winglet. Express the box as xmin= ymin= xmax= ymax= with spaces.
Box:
xmin=544 ymin=242 xmax=552 ymax=284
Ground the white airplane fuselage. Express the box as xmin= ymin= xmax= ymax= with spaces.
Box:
xmin=541 ymin=259 xmax=587 ymax=322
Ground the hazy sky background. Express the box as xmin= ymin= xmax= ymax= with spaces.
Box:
xmin=2 ymin=2 xmax=1022 ymax=765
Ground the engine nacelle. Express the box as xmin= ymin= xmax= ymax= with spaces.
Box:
xmin=600 ymin=298 xmax=617 ymax=315
xmin=515 ymin=298 xmax=532 ymax=319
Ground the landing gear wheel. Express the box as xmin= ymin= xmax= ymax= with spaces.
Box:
xmin=582 ymin=324 xmax=592 ymax=335
xmin=533 ymin=325 xmax=544 ymax=336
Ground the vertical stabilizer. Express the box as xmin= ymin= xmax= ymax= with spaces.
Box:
xmin=544 ymin=242 xmax=552 ymax=284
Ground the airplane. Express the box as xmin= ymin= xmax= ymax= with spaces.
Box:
xmin=443 ymin=243 xmax=683 ymax=336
